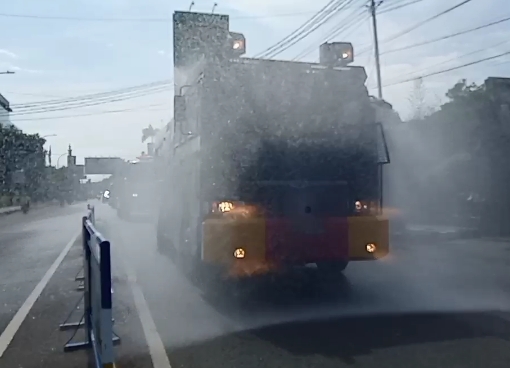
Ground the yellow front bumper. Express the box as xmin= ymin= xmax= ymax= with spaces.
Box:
xmin=201 ymin=215 xmax=390 ymax=276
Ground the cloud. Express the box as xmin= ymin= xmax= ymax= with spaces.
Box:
xmin=0 ymin=49 xmax=17 ymax=58
xmin=157 ymin=50 xmax=166 ymax=55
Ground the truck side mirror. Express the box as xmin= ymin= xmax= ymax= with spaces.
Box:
xmin=174 ymin=95 xmax=192 ymax=136
xmin=174 ymin=95 xmax=185 ymax=125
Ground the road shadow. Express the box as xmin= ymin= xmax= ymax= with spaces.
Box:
xmin=199 ymin=268 xmax=357 ymax=322
xmin=170 ymin=311 xmax=510 ymax=366
xmin=250 ymin=311 xmax=510 ymax=363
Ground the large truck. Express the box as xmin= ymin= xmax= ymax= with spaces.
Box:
xmin=155 ymin=11 xmax=390 ymax=289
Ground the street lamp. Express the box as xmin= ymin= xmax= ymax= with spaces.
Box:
xmin=42 ymin=134 xmax=57 ymax=139
xmin=56 ymin=153 xmax=67 ymax=169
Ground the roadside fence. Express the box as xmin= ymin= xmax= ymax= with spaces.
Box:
xmin=60 ymin=204 xmax=120 ymax=368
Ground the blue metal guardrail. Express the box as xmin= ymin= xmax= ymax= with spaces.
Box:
xmin=60 ymin=204 xmax=120 ymax=368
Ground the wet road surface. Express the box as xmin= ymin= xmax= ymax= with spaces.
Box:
xmin=97 ymin=203 xmax=510 ymax=368
xmin=1 ymin=202 xmax=509 ymax=367
xmin=0 ymin=203 xmax=86 ymax=336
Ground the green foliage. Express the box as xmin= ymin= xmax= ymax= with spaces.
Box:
xmin=0 ymin=123 xmax=47 ymax=203
xmin=141 ymin=124 xmax=160 ymax=143
xmin=399 ymin=78 xmax=508 ymax=225
xmin=409 ymin=80 xmax=490 ymax=183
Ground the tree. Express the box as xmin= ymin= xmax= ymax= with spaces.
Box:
xmin=445 ymin=78 xmax=484 ymax=101
xmin=141 ymin=125 xmax=160 ymax=143
xmin=407 ymin=77 xmax=436 ymax=120
xmin=0 ymin=124 xmax=47 ymax=202
xmin=402 ymin=77 xmax=510 ymax=231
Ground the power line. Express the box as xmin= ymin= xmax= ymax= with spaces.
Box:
xmin=383 ymin=49 xmax=510 ymax=87
xmin=382 ymin=0 xmax=474 ymax=43
xmin=382 ymin=15 xmax=510 ymax=55
xmin=12 ymin=79 xmax=172 ymax=108
xmin=4 ymin=91 xmax=79 ymax=98
xmin=383 ymin=39 xmax=510 ymax=83
xmin=263 ymin=0 xmax=361 ymax=59
xmin=293 ymin=0 xmax=424 ymax=61
xmin=378 ymin=0 xmax=423 ymax=14
xmin=268 ymin=0 xmax=362 ymax=59
xmin=254 ymin=0 xmax=344 ymax=58
xmin=353 ymin=0 xmax=426 ymax=51
xmin=12 ymin=80 xmax=172 ymax=108
xmin=9 ymin=86 xmax=172 ymax=116
xmin=11 ymin=104 xmax=172 ymax=122
xmin=293 ymin=6 xmax=368 ymax=60
xmin=0 ymin=11 xmax=324 ymax=22
xmin=358 ymin=0 xmax=474 ymax=55
xmin=13 ymin=85 xmax=171 ymax=113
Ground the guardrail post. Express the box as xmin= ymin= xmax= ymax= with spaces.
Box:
xmin=100 ymin=240 xmax=114 ymax=366
xmin=83 ymin=217 xmax=93 ymax=345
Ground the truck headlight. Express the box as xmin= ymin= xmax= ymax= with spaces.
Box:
xmin=233 ymin=248 xmax=245 ymax=259
xmin=354 ymin=200 xmax=379 ymax=215
xmin=217 ymin=201 xmax=234 ymax=212
xmin=355 ymin=200 xmax=369 ymax=211
xmin=211 ymin=201 xmax=261 ymax=217
xmin=366 ymin=243 xmax=377 ymax=253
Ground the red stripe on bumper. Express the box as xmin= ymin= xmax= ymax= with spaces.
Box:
xmin=265 ymin=218 xmax=349 ymax=264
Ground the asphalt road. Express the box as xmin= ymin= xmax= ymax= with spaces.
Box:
xmin=97 ymin=203 xmax=510 ymax=368
xmin=0 ymin=203 xmax=86 ymax=336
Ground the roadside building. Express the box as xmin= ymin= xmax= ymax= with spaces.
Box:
xmin=0 ymin=93 xmax=13 ymax=127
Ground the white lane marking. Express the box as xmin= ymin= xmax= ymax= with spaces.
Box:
xmin=121 ymin=257 xmax=172 ymax=368
xmin=0 ymin=231 xmax=80 ymax=357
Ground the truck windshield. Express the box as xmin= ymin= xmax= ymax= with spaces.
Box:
xmin=232 ymin=123 xmax=380 ymax=181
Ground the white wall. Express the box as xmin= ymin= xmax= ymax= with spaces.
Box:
xmin=0 ymin=108 xmax=13 ymax=127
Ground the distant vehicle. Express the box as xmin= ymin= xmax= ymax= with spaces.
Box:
xmin=116 ymin=157 xmax=155 ymax=219
xmin=155 ymin=10 xmax=391 ymax=293
xmin=102 ymin=190 xmax=110 ymax=204
xmin=21 ymin=199 xmax=30 ymax=214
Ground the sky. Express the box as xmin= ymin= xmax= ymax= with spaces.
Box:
xmin=0 ymin=0 xmax=509 ymax=168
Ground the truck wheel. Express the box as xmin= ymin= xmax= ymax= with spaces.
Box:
xmin=156 ymin=223 xmax=177 ymax=259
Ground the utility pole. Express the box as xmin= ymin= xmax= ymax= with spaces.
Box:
xmin=370 ymin=0 xmax=383 ymax=99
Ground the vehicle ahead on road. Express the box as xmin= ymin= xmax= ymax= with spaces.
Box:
xmin=21 ymin=198 xmax=30 ymax=214
xmin=116 ymin=157 xmax=155 ymax=219
xmin=155 ymin=10 xmax=391 ymax=290
xmin=101 ymin=190 xmax=110 ymax=204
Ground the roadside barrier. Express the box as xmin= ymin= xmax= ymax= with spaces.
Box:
xmin=60 ymin=204 xmax=120 ymax=368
